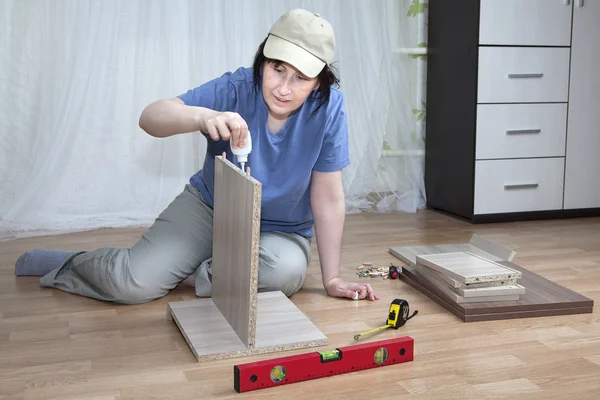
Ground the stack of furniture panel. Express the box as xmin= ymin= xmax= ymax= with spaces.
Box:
xmin=414 ymin=251 xmax=526 ymax=303
xmin=389 ymin=234 xmax=594 ymax=322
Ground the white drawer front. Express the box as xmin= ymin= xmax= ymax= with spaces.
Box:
xmin=477 ymin=47 xmax=570 ymax=103
xmin=479 ymin=0 xmax=572 ymax=46
xmin=474 ymin=158 xmax=565 ymax=214
xmin=476 ymin=104 xmax=567 ymax=159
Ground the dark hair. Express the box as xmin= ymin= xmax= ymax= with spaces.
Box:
xmin=252 ymin=37 xmax=340 ymax=116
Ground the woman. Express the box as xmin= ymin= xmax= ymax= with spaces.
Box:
xmin=15 ymin=9 xmax=379 ymax=304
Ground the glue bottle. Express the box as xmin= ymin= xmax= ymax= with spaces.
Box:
xmin=231 ymin=131 xmax=252 ymax=172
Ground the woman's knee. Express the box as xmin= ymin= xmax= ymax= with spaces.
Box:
xmin=258 ymin=260 xmax=307 ymax=296
xmin=258 ymin=233 xmax=310 ymax=297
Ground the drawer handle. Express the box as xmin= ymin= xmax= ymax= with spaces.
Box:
xmin=504 ymin=183 xmax=539 ymax=190
xmin=506 ymin=129 xmax=541 ymax=135
xmin=508 ymin=73 xmax=544 ymax=79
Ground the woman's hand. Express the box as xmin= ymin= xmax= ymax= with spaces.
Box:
xmin=324 ymin=277 xmax=379 ymax=301
xmin=202 ymin=111 xmax=249 ymax=149
xmin=138 ymin=98 xmax=248 ymax=144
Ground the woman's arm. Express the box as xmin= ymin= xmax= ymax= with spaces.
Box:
xmin=139 ymin=97 xmax=215 ymax=138
xmin=310 ymin=170 xmax=379 ymax=301
xmin=138 ymin=97 xmax=248 ymax=147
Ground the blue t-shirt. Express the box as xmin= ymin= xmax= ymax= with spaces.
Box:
xmin=177 ymin=67 xmax=349 ymax=238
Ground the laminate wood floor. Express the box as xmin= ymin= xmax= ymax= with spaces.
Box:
xmin=1 ymin=210 xmax=600 ymax=399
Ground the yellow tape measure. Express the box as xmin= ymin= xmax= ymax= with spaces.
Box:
xmin=354 ymin=299 xmax=417 ymax=341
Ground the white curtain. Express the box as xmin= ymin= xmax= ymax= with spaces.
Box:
xmin=0 ymin=0 xmax=427 ymax=240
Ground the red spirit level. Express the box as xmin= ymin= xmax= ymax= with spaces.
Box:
xmin=234 ymin=336 xmax=414 ymax=393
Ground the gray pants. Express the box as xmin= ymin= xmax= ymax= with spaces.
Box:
xmin=40 ymin=184 xmax=311 ymax=304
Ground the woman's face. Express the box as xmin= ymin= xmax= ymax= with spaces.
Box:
xmin=261 ymin=61 xmax=320 ymax=120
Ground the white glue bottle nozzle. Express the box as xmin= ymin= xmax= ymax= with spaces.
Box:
xmin=231 ymin=132 xmax=252 ymax=172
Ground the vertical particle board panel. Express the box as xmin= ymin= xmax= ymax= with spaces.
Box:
xmin=211 ymin=155 xmax=261 ymax=348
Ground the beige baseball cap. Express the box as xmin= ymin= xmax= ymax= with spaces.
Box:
xmin=263 ymin=9 xmax=335 ymax=78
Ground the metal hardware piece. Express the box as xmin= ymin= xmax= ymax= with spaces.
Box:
xmin=506 ymin=129 xmax=541 ymax=135
xmin=508 ymin=73 xmax=544 ymax=79
xmin=504 ymin=183 xmax=539 ymax=190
